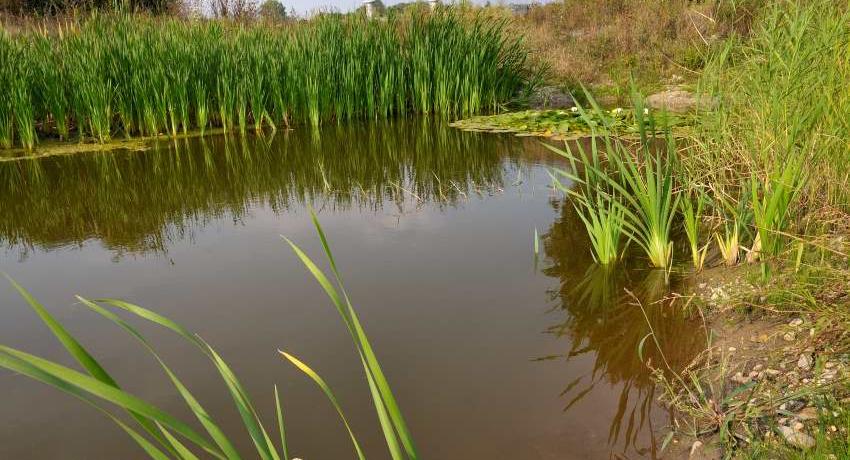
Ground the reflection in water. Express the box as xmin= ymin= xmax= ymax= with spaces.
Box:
xmin=0 ymin=120 xmax=519 ymax=257
xmin=0 ymin=121 xmax=708 ymax=458
xmin=540 ymin=199 xmax=705 ymax=458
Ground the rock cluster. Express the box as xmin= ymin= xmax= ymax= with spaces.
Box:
xmin=645 ymin=88 xmax=716 ymax=113
xmin=528 ymin=86 xmax=575 ymax=109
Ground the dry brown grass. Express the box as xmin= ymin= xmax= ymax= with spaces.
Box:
xmin=506 ymin=0 xmax=765 ymax=93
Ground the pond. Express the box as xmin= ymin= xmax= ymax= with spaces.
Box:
xmin=0 ymin=120 xmax=703 ymax=459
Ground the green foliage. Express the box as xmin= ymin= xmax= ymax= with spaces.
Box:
xmin=258 ymin=0 xmax=287 ymax=21
xmin=0 ymin=32 xmax=36 ymax=149
xmin=549 ymin=93 xmax=679 ymax=269
xmin=0 ymin=10 xmax=535 ymax=149
xmin=751 ymin=152 xmax=807 ymax=259
xmin=4 ymin=0 xmax=176 ymax=15
xmin=550 ymin=136 xmax=625 ymax=265
xmin=698 ymin=0 xmax=850 ymax=210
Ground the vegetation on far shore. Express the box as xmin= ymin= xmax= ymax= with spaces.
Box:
xmin=450 ymin=106 xmax=695 ymax=140
xmin=0 ymin=8 xmax=535 ymax=150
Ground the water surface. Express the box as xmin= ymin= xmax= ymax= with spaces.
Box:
xmin=0 ymin=121 xmax=701 ymax=459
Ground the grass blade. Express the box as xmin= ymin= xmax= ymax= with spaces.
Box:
xmin=0 ymin=348 xmax=171 ymax=460
xmin=279 ymin=351 xmax=366 ymax=460
xmin=158 ymin=423 xmax=201 ymax=460
xmin=305 ymin=210 xmax=419 ymax=458
xmin=273 ymin=385 xmax=289 ymax=460
xmin=92 ymin=298 xmax=279 ymax=460
xmin=284 ymin=213 xmax=419 ymax=459
xmin=75 ymin=296 xmax=240 ymax=460
xmin=4 ymin=276 xmax=176 ymax=455
xmin=0 ymin=345 xmax=221 ymax=455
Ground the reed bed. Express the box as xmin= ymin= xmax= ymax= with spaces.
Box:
xmin=0 ymin=10 xmax=534 ymax=149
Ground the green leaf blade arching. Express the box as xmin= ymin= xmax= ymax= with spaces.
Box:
xmin=75 ymin=296 xmax=240 ymax=460
xmin=283 ymin=211 xmax=420 ymax=459
xmin=0 ymin=345 xmax=220 ymax=456
xmin=5 ymin=276 xmax=176 ymax=456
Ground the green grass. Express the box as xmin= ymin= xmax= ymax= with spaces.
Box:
xmin=680 ymin=189 xmax=708 ymax=271
xmin=695 ymin=0 xmax=849 ymax=212
xmin=0 ymin=31 xmax=35 ymax=149
xmin=0 ymin=212 xmax=418 ymax=459
xmin=751 ymin=152 xmax=808 ymax=260
xmin=0 ymin=9 xmax=535 ymax=149
xmin=550 ymin=136 xmax=625 ymax=265
xmin=541 ymin=0 xmax=849 ymax=455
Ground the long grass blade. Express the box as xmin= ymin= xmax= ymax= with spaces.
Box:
xmin=273 ymin=385 xmax=289 ymax=460
xmin=4 ymin=275 xmax=177 ymax=455
xmin=75 ymin=296 xmax=240 ymax=460
xmin=0 ymin=345 xmax=221 ymax=455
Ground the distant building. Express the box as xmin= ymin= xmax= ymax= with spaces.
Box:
xmin=508 ymin=3 xmax=533 ymax=15
xmin=362 ymin=0 xmax=386 ymax=18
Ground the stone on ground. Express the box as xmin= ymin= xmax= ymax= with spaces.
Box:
xmin=645 ymin=89 xmax=715 ymax=113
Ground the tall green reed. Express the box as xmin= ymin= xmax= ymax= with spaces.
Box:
xmin=680 ymin=189 xmax=708 ymax=271
xmin=550 ymin=94 xmax=679 ymax=269
xmin=750 ymin=152 xmax=807 ymax=259
xmin=550 ymin=136 xmax=625 ymax=265
xmin=611 ymin=104 xmax=679 ymax=269
xmin=0 ymin=213 xmax=418 ymax=459
xmin=697 ymin=0 xmax=850 ymax=210
xmin=0 ymin=10 xmax=535 ymax=149
xmin=0 ymin=32 xmax=37 ymax=149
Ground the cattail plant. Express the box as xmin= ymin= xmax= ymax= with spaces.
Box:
xmin=0 ymin=11 xmax=535 ymax=150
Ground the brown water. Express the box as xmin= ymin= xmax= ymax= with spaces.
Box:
xmin=0 ymin=121 xmax=702 ymax=459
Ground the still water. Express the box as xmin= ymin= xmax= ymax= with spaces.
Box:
xmin=0 ymin=121 xmax=702 ymax=459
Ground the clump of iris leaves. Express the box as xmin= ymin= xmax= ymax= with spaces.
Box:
xmin=450 ymin=106 xmax=695 ymax=140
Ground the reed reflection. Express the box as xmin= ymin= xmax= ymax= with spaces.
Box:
xmin=539 ymin=198 xmax=705 ymax=458
xmin=0 ymin=120 xmax=521 ymax=257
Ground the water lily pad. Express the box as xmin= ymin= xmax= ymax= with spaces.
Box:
xmin=450 ymin=109 xmax=694 ymax=140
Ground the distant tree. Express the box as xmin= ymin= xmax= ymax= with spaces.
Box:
xmin=258 ymin=0 xmax=286 ymax=21
xmin=2 ymin=0 xmax=178 ymax=14
xmin=386 ymin=1 xmax=410 ymax=13
xmin=211 ymin=0 xmax=256 ymax=18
